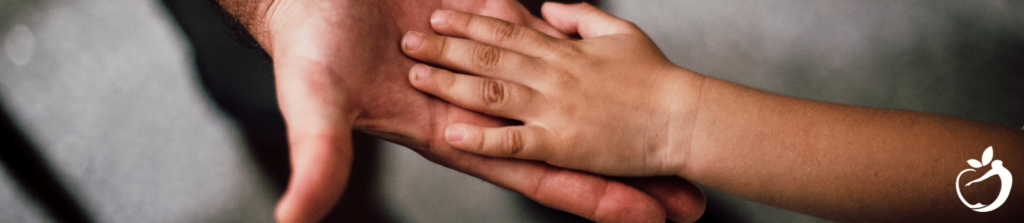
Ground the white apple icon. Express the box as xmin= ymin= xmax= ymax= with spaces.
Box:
xmin=956 ymin=146 xmax=1013 ymax=212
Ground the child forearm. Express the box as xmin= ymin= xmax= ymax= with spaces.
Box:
xmin=680 ymin=77 xmax=1024 ymax=222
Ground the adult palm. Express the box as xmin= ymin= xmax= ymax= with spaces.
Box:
xmin=250 ymin=0 xmax=706 ymax=222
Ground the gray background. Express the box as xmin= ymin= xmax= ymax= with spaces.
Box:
xmin=1 ymin=0 xmax=1020 ymax=222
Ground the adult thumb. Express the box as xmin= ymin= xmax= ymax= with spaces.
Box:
xmin=274 ymin=127 xmax=354 ymax=223
xmin=270 ymin=59 xmax=357 ymax=223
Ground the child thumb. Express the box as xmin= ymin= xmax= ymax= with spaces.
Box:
xmin=540 ymin=2 xmax=639 ymax=38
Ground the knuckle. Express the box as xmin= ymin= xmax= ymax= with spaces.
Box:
xmin=473 ymin=44 xmax=502 ymax=72
xmin=481 ymin=79 xmax=509 ymax=108
xmin=549 ymin=70 xmax=579 ymax=87
xmin=503 ymin=129 xmax=525 ymax=156
xmin=491 ymin=21 xmax=519 ymax=43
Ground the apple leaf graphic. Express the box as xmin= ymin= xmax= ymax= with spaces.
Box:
xmin=967 ymin=159 xmax=983 ymax=168
xmin=982 ymin=146 xmax=993 ymax=166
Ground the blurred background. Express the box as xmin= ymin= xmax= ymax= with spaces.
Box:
xmin=0 ymin=0 xmax=1020 ymax=222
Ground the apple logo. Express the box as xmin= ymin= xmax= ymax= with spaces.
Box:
xmin=956 ymin=146 xmax=1012 ymax=212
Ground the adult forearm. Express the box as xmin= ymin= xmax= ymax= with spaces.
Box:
xmin=680 ymin=77 xmax=1024 ymax=221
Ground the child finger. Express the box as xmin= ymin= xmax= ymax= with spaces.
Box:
xmin=445 ymin=123 xmax=553 ymax=162
xmin=409 ymin=64 xmax=541 ymax=120
xmin=402 ymin=31 xmax=546 ymax=85
xmin=430 ymin=10 xmax=563 ymax=57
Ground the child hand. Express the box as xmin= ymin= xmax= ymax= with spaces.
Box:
xmin=401 ymin=2 xmax=705 ymax=177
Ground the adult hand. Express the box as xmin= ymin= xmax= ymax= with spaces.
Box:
xmin=217 ymin=0 xmax=705 ymax=222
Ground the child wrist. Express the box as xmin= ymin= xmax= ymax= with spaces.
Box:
xmin=659 ymin=66 xmax=706 ymax=176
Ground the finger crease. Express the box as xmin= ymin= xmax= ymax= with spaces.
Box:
xmin=507 ymin=129 xmax=523 ymax=156
xmin=474 ymin=45 xmax=501 ymax=73
xmin=482 ymin=79 xmax=505 ymax=107
xmin=492 ymin=21 xmax=518 ymax=44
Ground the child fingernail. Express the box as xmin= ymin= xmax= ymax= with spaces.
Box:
xmin=431 ymin=10 xmax=450 ymax=26
xmin=411 ymin=64 xmax=430 ymax=80
xmin=403 ymin=31 xmax=423 ymax=50
xmin=446 ymin=126 xmax=465 ymax=142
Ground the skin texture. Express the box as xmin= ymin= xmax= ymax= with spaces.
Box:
xmin=403 ymin=3 xmax=704 ymax=177
xmin=212 ymin=0 xmax=706 ymax=222
xmin=406 ymin=2 xmax=1024 ymax=222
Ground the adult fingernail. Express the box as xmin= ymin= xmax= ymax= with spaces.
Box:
xmin=431 ymin=10 xmax=450 ymax=26
xmin=446 ymin=126 xmax=465 ymax=142
xmin=411 ymin=64 xmax=430 ymax=80
xmin=403 ymin=31 xmax=423 ymax=50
